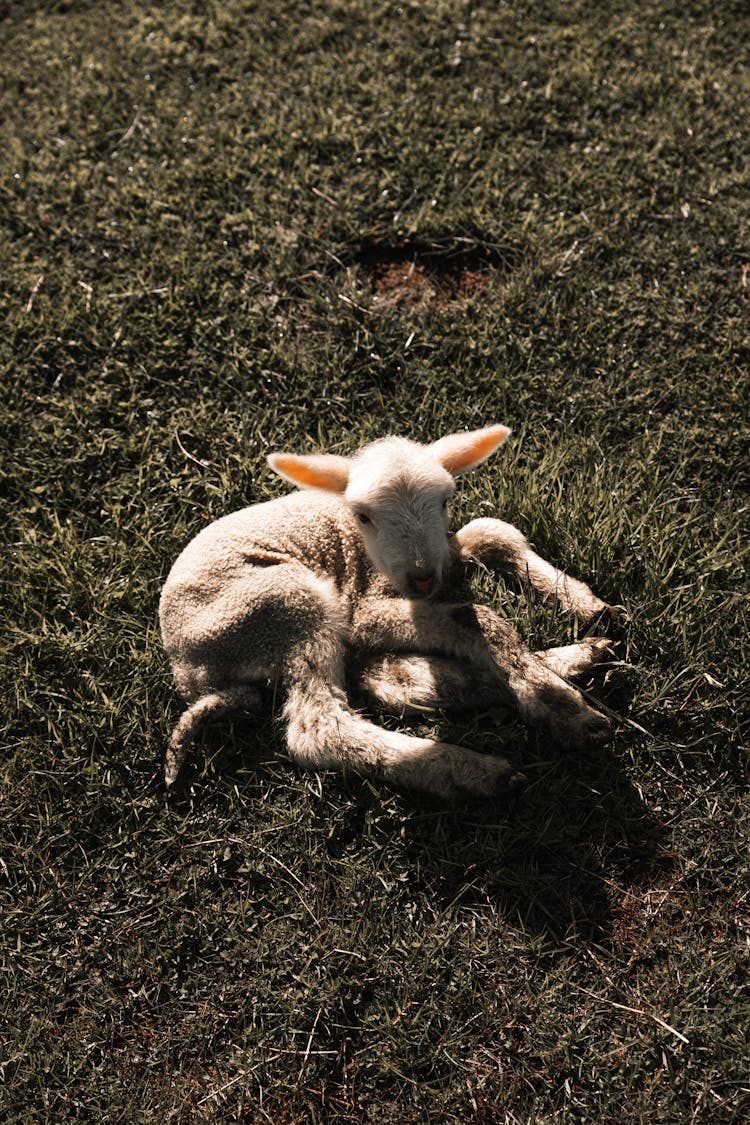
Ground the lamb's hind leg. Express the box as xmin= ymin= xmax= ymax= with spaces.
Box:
xmin=456 ymin=605 xmax=612 ymax=750
xmin=505 ymin=651 xmax=611 ymax=750
xmin=160 ymin=561 xmax=336 ymax=787
xmin=534 ymin=638 xmax=614 ymax=680
xmin=351 ymin=598 xmax=612 ymax=751
xmin=352 ymin=654 xmax=505 ymax=716
xmin=283 ymin=644 xmax=522 ymax=799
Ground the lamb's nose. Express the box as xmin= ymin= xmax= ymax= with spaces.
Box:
xmin=409 ymin=570 xmax=436 ymax=596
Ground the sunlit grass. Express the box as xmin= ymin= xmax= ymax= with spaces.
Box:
xmin=1 ymin=2 xmax=748 ymax=1121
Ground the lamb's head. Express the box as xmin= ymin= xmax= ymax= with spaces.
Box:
xmin=268 ymin=424 xmax=511 ymax=599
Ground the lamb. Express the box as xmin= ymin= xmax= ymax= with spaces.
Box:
xmin=159 ymin=424 xmax=617 ymax=799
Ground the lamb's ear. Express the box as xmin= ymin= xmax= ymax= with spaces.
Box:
xmin=267 ymin=452 xmax=351 ymax=493
xmin=429 ymin=424 xmax=512 ymax=477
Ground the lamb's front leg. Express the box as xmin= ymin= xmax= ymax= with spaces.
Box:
xmin=350 ymin=598 xmax=612 ymax=751
xmin=453 ymin=518 xmax=616 ymax=626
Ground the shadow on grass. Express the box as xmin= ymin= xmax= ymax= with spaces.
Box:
xmin=401 ymin=745 xmax=666 ymax=949
xmin=166 ymin=667 xmax=665 ymax=953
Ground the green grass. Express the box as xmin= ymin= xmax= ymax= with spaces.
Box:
xmin=1 ymin=1 xmax=748 ymax=1121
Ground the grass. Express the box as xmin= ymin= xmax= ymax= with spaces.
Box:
xmin=1 ymin=0 xmax=748 ymax=1120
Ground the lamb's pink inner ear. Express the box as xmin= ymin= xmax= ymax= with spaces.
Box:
xmin=431 ymin=424 xmax=512 ymax=476
xmin=267 ymin=453 xmax=351 ymax=493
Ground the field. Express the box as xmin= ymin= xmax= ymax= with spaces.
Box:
xmin=1 ymin=1 xmax=748 ymax=1121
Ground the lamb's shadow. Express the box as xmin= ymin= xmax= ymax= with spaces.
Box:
xmin=343 ymin=661 xmax=666 ymax=946
xmin=169 ymin=663 xmax=665 ymax=947
xmin=398 ymin=740 xmax=665 ymax=946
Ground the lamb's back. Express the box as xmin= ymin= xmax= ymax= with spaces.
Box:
xmin=163 ymin=489 xmax=366 ymax=594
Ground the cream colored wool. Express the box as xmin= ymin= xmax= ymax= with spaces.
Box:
xmin=160 ymin=425 xmax=616 ymax=798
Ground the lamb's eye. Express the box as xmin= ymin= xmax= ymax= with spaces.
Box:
xmin=358 ymin=512 xmax=371 ymax=525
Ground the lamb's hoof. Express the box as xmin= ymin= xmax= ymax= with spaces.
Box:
xmin=490 ymin=758 xmax=527 ymax=797
xmin=574 ymin=599 xmax=621 ymax=632
xmin=595 ymin=602 xmax=626 ymax=632
xmin=578 ymin=709 xmax=612 ymax=748
xmin=554 ymin=706 xmax=612 ymax=751
xmin=457 ymin=753 xmax=526 ymax=800
xmin=584 ymin=637 xmax=616 ymax=664
xmin=507 ymin=769 xmax=528 ymax=794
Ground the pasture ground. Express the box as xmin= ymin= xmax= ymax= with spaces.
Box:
xmin=1 ymin=1 xmax=748 ymax=1121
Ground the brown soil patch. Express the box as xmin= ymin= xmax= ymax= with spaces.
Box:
xmin=359 ymin=240 xmax=510 ymax=305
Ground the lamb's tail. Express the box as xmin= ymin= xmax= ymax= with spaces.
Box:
xmin=165 ymin=687 xmax=261 ymax=786
xmin=282 ymin=663 xmax=523 ymax=800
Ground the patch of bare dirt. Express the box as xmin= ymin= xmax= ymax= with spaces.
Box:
xmin=359 ymin=239 xmax=512 ymax=305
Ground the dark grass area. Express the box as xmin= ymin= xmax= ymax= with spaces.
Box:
xmin=1 ymin=1 xmax=749 ymax=1121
